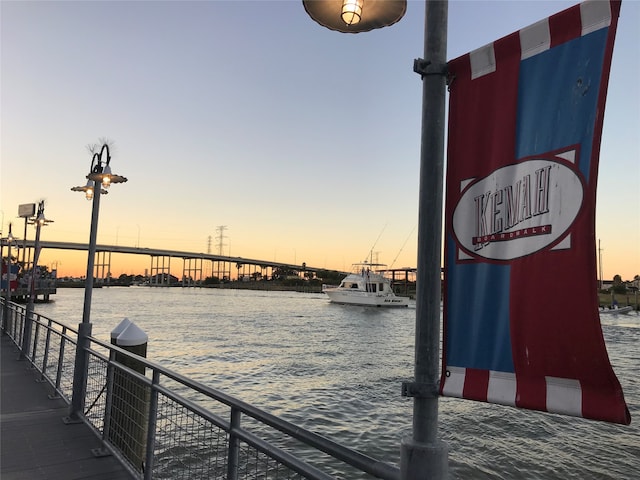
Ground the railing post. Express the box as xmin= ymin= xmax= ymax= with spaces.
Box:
xmin=30 ymin=314 xmax=40 ymax=364
xmin=65 ymin=321 xmax=92 ymax=423
xmin=227 ymin=407 xmax=241 ymax=480
xmin=39 ymin=318 xmax=53 ymax=383
xmin=15 ymin=307 xmax=25 ymax=350
xmin=144 ymin=370 xmax=160 ymax=480
xmin=101 ymin=349 xmax=117 ymax=447
xmin=1 ymin=297 xmax=5 ymax=334
xmin=52 ymin=326 xmax=67 ymax=396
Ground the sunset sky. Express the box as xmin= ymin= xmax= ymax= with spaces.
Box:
xmin=1 ymin=0 xmax=638 ymax=281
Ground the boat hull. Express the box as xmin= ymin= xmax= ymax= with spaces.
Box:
xmin=324 ymin=289 xmax=410 ymax=307
xmin=599 ymin=305 xmax=634 ymax=315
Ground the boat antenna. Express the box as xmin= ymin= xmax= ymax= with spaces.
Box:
xmin=365 ymin=224 xmax=387 ymax=264
xmin=389 ymin=224 xmax=417 ymax=269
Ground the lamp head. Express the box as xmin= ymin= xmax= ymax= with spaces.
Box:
xmin=71 ymin=180 xmax=108 ymax=200
xmin=341 ymin=0 xmax=363 ymax=26
xmin=303 ymin=0 xmax=406 ymax=33
xmin=86 ymin=144 xmax=128 ymax=187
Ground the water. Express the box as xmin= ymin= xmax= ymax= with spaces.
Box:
xmin=37 ymin=287 xmax=639 ymax=479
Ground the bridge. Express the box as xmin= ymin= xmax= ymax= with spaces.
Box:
xmin=9 ymin=239 xmax=338 ymax=285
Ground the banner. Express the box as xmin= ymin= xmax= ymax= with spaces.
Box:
xmin=441 ymin=0 xmax=630 ymax=424
xmin=1 ymin=262 xmax=19 ymax=292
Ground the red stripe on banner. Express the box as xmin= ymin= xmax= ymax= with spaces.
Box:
xmin=549 ymin=5 xmax=581 ymax=47
xmin=583 ymin=376 xmax=631 ymax=424
xmin=446 ymin=32 xmax=521 ymax=182
xmin=514 ymin=374 xmax=547 ymax=413
xmin=462 ymin=368 xmax=490 ymax=402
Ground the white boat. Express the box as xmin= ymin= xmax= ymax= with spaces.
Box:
xmin=599 ymin=305 xmax=634 ymax=315
xmin=322 ymin=263 xmax=410 ymax=307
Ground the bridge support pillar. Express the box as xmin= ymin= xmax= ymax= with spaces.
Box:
xmin=182 ymin=258 xmax=203 ymax=286
xmin=150 ymin=255 xmax=171 ymax=286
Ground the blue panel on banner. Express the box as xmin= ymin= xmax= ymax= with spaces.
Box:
xmin=445 ymin=237 xmax=514 ymax=373
xmin=515 ymin=29 xmax=607 ymax=181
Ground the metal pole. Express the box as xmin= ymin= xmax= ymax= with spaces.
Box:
xmin=22 ymin=217 xmax=28 ymax=269
xmin=1 ymin=237 xmax=5 ymax=332
xmin=400 ymin=1 xmax=449 ymax=478
xmin=67 ymin=179 xmax=101 ymax=420
xmin=3 ymin=227 xmax=13 ymax=335
xmin=22 ymin=217 xmax=43 ymax=359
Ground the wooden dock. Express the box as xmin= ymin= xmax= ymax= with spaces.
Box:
xmin=0 ymin=334 xmax=132 ymax=480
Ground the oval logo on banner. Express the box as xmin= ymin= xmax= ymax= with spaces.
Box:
xmin=452 ymin=159 xmax=584 ymax=261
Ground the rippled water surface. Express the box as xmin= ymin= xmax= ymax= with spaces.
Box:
xmin=38 ymin=287 xmax=639 ymax=479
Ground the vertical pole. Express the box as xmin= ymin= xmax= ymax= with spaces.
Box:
xmin=67 ymin=179 xmax=101 ymax=420
xmin=227 ymin=407 xmax=240 ymax=480
xmin=22 ymin=217 xmax=28 ymax=269
xmin=144 ymin=370 xmax=160 ymax=480
xmin=22 ymin=218 xmax=43 ymax=359
xmin=400 ymin=1 xmax=449 ymax=478
xmin=3 ymin=231 xmax=12 ymax=334
xmin=1 ymin=238 xmax=5 ymax=332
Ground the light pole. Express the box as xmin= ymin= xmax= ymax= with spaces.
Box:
xmin=2 ymin=223 xmax=15 ymax=333
xmin=302 ymin=1 xmax=449 ymax=478
xmin=66 ymin=143 xmax=127 ymax=421
xmin=22 ymin=201 xmax=53 ymax=359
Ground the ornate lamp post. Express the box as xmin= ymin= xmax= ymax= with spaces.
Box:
xmin=22 ymin=201 xmax=54 ymax=359
xmin=302 ymin=1 xmax=449 ymax=478
xmin=67 ymin=143 xmax=127 ymax=421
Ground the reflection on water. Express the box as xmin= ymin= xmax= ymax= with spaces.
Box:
xmin=39 ymin=287 xmax=639 ymax=479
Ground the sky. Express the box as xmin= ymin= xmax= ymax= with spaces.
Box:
xmin=1 ymin=0 xmax=638 ymax=281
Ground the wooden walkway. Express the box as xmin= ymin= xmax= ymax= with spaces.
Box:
xmin=0 ymin=334 xmax=133 ymax=480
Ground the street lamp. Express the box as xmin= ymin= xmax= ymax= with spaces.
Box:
xmin=22 ymin=201 xmax=53 ymax=359
xmin=67 ymin=143 xmax=127 ymax=422
xmin=303 ymin=0 xmax=406 ymax=33
xmin=302 ymin=1 xmax=449 ymax=478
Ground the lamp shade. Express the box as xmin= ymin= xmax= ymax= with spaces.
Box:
xmin=303 ymin=0 xmax=406 ymax=33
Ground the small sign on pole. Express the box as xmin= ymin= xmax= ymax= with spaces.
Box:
xmin=18 ymin=204 xmax=36 ymax=218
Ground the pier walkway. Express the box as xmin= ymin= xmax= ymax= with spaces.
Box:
xmin=0 ymin=334 xmax=131 ymax=480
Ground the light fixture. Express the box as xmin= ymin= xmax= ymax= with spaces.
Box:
xmin=71 ymin=180 xmax=108 ymax=200
xmin=341 ymin=0 xmax=363 ymax=26
xmin=101 ymin=164 xmax=112 ymax=188
xmin=303 ymin=0 xmax=406 ymax=33
xmin=27 ymin=202 xmax=54 ymax=228
xmin=86 ymin=144 xmax=128 ymax=188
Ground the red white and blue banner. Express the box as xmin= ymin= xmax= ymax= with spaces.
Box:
xmin=1 ymin=262 xmax=19 ymax=292
xmin=440 ymin=0 xmax=630 ymax=424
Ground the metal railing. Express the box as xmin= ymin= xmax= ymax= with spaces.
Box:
xmin=0 ymin=298 xmax=400 ymax=480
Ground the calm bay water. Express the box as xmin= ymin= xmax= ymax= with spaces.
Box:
xmin=37 ymin=287 xmax=639 ymax=479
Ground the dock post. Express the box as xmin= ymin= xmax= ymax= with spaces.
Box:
xmin=109 ymin=319 xmax=149 ymax=472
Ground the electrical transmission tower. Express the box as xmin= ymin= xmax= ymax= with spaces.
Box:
xmin=215 ymin=226 xmax=228 ymax=280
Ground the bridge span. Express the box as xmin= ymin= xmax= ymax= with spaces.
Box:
xmin=14 ymin=240 xmax=334 ymax=285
